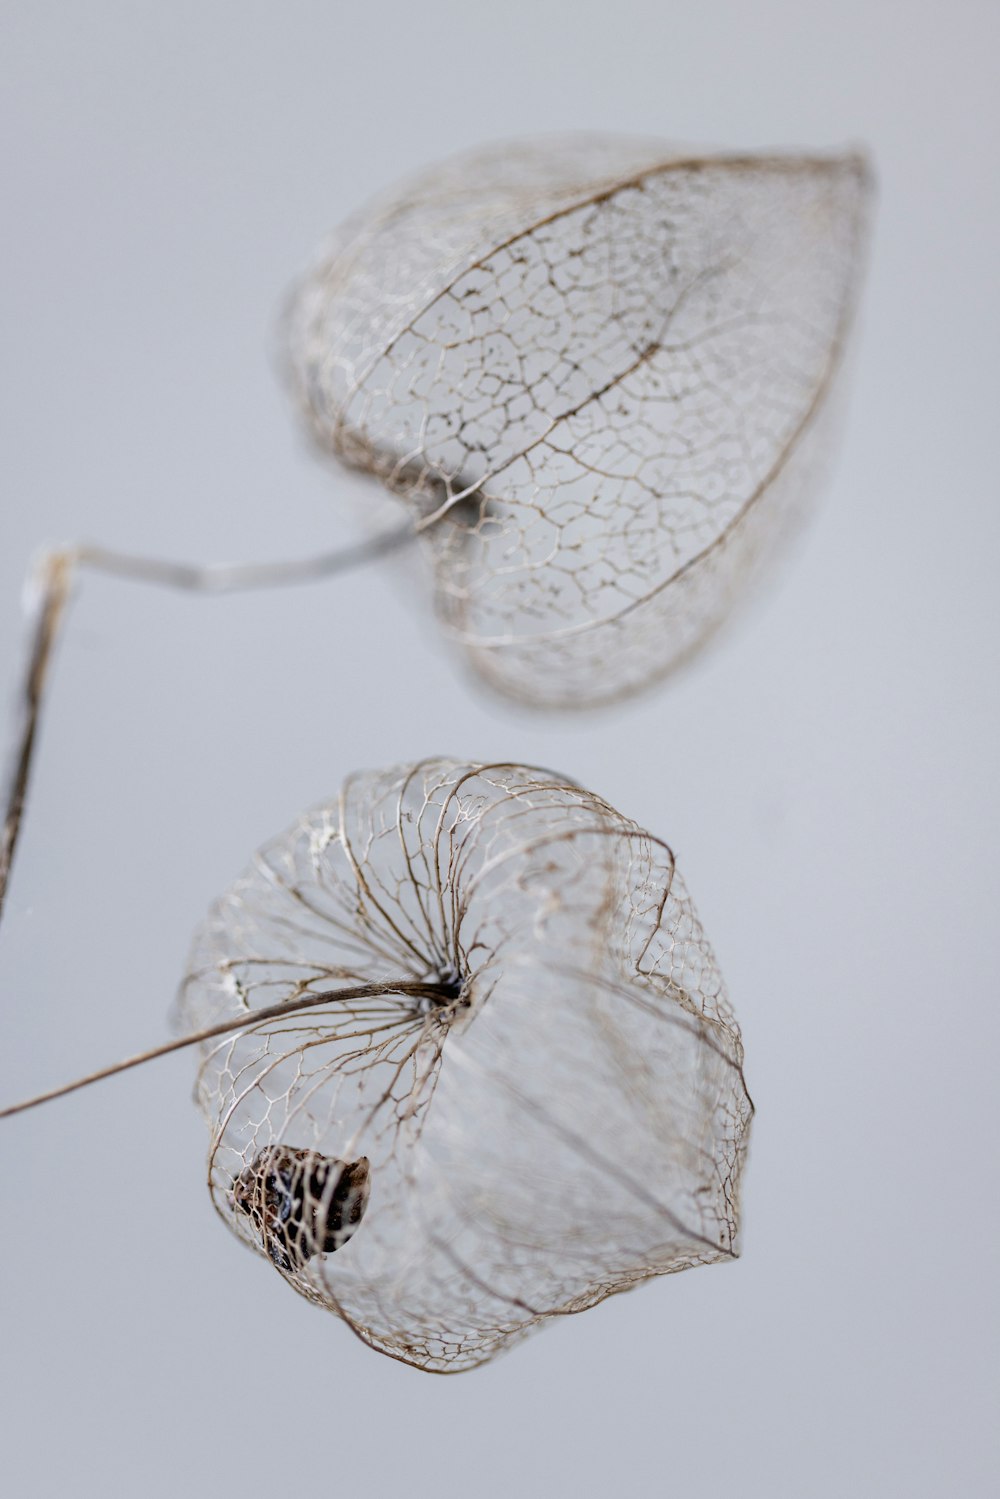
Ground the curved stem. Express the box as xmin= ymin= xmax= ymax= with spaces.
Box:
xmin=0 ymin=977 xmax=451 ymax=1119
xmin=0 ymin=520 xmax=418 ymax=929
xmin=74 ymin=518 xmax=415 ymax=594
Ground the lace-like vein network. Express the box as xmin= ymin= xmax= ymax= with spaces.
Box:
xmin=287 ymin=137 xmax=870 ymax=705
xmin=180 ymin=758 xmax=752 ymax=1372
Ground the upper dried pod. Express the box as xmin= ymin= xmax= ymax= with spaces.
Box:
xmin=180 ymin=759 xmax=752 ymax=1372
xmin=287 ymin=136 xmax=871 ymax=706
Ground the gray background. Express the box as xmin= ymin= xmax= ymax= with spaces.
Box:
xmin=1 ymin=2 xmax=997 ymax=1495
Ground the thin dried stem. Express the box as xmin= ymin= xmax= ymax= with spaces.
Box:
xmin=0 ymin=977 xmax=447 ymax=1119
xmin=0 ymin=553 xmax=72 ymax=928
xmin=0 ymin=521 xmax=417 ymax=937
xmin=74 ymin=518 xmax=415 ymax=594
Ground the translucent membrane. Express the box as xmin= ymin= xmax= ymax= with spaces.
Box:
xmin=287 ymin=137 xmax=871 ymax=706
xmin=180 ymin=759 xmax=752 ymax=1372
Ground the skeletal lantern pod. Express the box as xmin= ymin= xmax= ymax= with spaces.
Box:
xmin=0 ymin=135 xmax=871 ymax=928
xmin=286 ymin=134 xmax=872 ymax=706
xmin=177 ymin=758 xmax=752 ymax=1373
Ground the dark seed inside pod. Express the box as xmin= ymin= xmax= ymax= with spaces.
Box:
xmin=232 ymin=1146 xmax=371 ymax=1272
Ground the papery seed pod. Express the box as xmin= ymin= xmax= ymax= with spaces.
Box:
xmin=179 ymin=758 xmax=753 ymax=1373
xmin=287 ymin=136 xmax=871 ymax=707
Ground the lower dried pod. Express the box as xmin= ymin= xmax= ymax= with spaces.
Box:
xmin=180 ymin=758 xmax=752 ymax=1372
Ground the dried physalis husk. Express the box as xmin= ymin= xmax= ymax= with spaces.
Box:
xmin=286 ymin=136 xmax=871 ymax=706
xmin=179 ymin=759 xmax=752 ymax=1372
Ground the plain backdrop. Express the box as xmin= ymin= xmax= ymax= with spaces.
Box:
xmin=1 ymin=3 xmax=997 ymax=1496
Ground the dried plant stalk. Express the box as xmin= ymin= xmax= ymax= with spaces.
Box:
xmin=180 ymin=758 xmax=752 ymax=1373
xmin=287 ymin=136 xmax=871 ymax=706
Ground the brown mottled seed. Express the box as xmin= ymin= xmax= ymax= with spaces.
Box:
xmin=232 ymin=1147 xmax=371 ymax=1272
